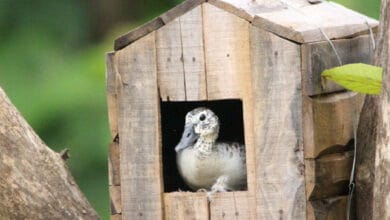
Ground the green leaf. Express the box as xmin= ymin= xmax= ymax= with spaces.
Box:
xmin=321 ymin=63 xmax=383 ymax=95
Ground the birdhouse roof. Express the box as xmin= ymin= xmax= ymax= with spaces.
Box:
xmin=114 ymin=0 xmax=378 ymax=50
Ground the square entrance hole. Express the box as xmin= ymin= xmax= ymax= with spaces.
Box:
xmin=161 ymin=99 xmax=247 ymax=192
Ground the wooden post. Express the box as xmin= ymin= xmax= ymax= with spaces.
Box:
xmin=356 ymin=0 xmax=390 ymax=219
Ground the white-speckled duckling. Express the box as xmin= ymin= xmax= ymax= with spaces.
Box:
xmin=175 ymin=107 xmax=246 ymax=192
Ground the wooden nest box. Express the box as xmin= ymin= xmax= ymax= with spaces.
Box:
xmin=106 ymin=0 xmax=378 ymax=219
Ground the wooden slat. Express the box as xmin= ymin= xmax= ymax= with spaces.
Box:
xmin=115 ymin=18 xmax=164 ymax=51
xmin=252 ymin=2 xmax=378 ymax=44
xmin=303 ymin=92 xmax=365 ymax=159
xmin=209 ymin=191 xmax=256 ymax=219
xmin=110 ymin=214 xmax=122 ymax=220
xmin=114 ymin=0 xmax=205 ymax=51
xmin=305 ymin=151 xmax=353 ymax=201
xmin=108 ymin=142 xmax=120 ymax=186
xmin=116 ymin=32 xmax=163 ymax=219
xmin=110 ymin=185 xmax=122 ymax=215
xmin=106 ymin=52 xmax=119 ymax=139
xmin=301 ymin=35 xmax=374 ymax=96
xmin=203 ymin=3 xmax=251 ymax=100
xmin=307 ymin=196 xmax=348 ymax=220
xmin=180 ymin=6 xmax=207 ymax=101
xmin=164 ymin=192 xmax=208 ymax=219
xmin=250 ymin=26 xmax=305 ymax=219
xmin=156 ymin=17 xmax=186 ymax=101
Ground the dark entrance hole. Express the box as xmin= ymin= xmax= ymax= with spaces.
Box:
xmin=161 ymin=99 xmax=246 ymax=192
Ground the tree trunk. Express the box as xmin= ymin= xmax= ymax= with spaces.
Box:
xmin=0 ymin=87 xmax=100 ymax=219
xmin=356 ymin=0 xmax=390 ymax=219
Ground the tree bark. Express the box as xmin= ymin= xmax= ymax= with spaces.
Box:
xmin=356 ymin=0 xmax=390 ymax=219
xmin=0 ymin=87 xmax=100 ymax=219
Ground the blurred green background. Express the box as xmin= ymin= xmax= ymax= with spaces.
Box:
xmin=0 ymin=0 xmax=381 ymax=219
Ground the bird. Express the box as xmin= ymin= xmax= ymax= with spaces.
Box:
xmin=175 ymin=107 xmax=247 ymax=192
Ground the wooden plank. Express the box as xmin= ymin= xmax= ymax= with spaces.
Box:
xmin=208 ymin=0 xmax=309 ymax=22
xmin=303 ymin=92 xmax=365 ymax=159
xmin=108 ymin=142 xmax=120 ymax=186
xmin=110 ymin=185 xmax=122 ymax=215
xmin=305 ymin=151 xmax=353 ymax=201
xmin=156 ymin=17 xmax=186 ymax=101
xmin=110 ymin=214 xmax=122 ymax=220
xmin=116 ymin=32 xmax=163 ymax=219
xmin=301 ymin=35 xmax=374 ymax=96
xmin=209 ymin=191 xmax=256 ymax=219
xmin=203 ymin=3 xmax=251 ymax=100
xmin=307 ymin=196 xmax=348 ymax=220
xmin=114 ymin=18 xmax=164 ymax=51
xmin=114 ymin=0 xmax=205 ymax=51
xmin=250 ymin=26 xmax=305 ymax=219
xmin=106 ymin=52 xmax=119 ymax=139
xmin=180 ymin=6 xmax=207 ymax=101
xmin=163 ymin=192 xmax=208 ymax=219
xmin=252 ymin=2 xmax=378 ymax=44
xmin=160 ymin=0 xmax=206 ymax=24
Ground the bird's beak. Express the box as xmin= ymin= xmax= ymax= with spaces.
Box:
xmin=175 ymin=123 xmax=199 ymax=152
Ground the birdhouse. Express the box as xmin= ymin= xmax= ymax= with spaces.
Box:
xmin=106 ymin=0 xmax=378 ymax=219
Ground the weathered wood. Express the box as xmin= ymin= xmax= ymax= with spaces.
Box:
xmin=305 ymin=151 xmax=353 ymax=201
xmin=114 ymin=0 xmax=205 ymax=51
xmin=163 ymin=192 xmax=208 ymax=219
xmin=0 ymin=87 xmax=99 ymax=219
xmin=307 ymin=196 xmax=348 ymax=220
xmin=252 ymin=2 xmax=378 ymax=44
xmin=156 ymin=6 xmax=207 ymax=101
xmin=110 ymin=214 xmax=122 ymax=220
xmin=108 ymin=142 xmax=120 ymax=186
xmin=156 ymin=17 xmax=186 ymax=101
xmin=210 ymin=191 xmax=256 ymax=219
xmin=372 ymin=0 xmax=390 ymax=218
xmin=180 ymin=6 xmax=207 ymax=101
xmin=301 ymin=35 xmax=374 ymax=96
xmin=250 ymin=26 xmax=305 ymax=219
xmin=106 ymin=52 xmax=119 ymax=139
xmin=355 ymin=96 xmax=378 ymax=220
xmin=160 ymin=0 xmax=206 ymax=24
xmin=303 ymin=92 xmax=365 ymax=159
xmin=114 ymin=18 xmax=164 ymax=51
xmin=116 ymin=32 xmax=163 ymax=219
xmin=203 ymin=3 xmax=251 ymax=100
xmin=110 ymin=185 xmax=122 ymax=215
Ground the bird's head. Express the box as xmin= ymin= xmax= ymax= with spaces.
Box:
xmin=175 ymin=107 xmax=219 ymax=152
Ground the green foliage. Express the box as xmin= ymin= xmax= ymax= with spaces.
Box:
xmin=322 ymin=63 xmax=382 ymax=94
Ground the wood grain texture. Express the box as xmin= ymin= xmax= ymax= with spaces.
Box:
xmin=252 ymin=2 xmax=378 ymax=44
xmin=303 ymin=92 xmax=364 ymax=159
xmin=250 ymin=26 xmax=305 ymax=219
xmin=180 ymin=6 xmax=207 ymax=101
xmin=203 ymin=3 xmax=251 ymax=100
xmin=156 ymin=17 xmax=186 ymax=101
xmin=372 ymin=0 xmax=390 ymax=218
xmin=108 ymin=142 xmax=120 ymax=186
xmin=301 ymin=35 xmax=374 ymax=96
xmin=210 ymin=191 xmax=256 ymax=220
xmin=116 ymin=32 xmax=163 ymax=219
xmin=110 ymin=185 xmax=122 ymax=215
xmin=305 ymin=151 xmax=353 ymax=201
xmin=307 ymin=196 xmax=348 ymax=220
xmin=114 ymin=0 xmax=205 ymax=50
xmin=163 ymin=192 xmax=208 ymax=219
xmin=0 ymin=87 xmax=100 ymax=219
xmin=157 ymin=6 xmax=207 ymax=101
xmin=106 ymin=52 xmax=119 ymax=139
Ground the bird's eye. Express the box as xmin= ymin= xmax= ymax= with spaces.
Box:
xmin=199 ymin=114 xmax=206 ymax=121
